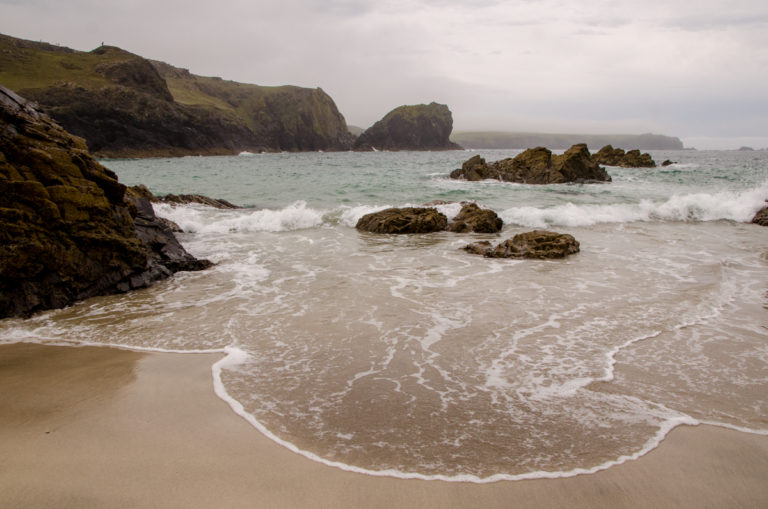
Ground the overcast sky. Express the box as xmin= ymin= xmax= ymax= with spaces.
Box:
xmin=2 ymin=0 xmax=767 ymax=148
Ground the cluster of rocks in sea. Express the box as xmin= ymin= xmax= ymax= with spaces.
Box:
xmin=449 ymin=144 xmax=612 ymax=184
xmin=449 ymin=144 xmax=665 ymax=185
xmin=355 ymin=204 xmax=579 ymax=259
xmin=355 ymin=204 xmax=502 ymax=235
xmin=590 ymin=145 xmax=656 ymax=168
xmin=0 ymin=85 xmax=212 ymax=318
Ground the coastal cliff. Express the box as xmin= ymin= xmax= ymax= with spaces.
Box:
xmin=0 ymin=86 xmax=211 ymax=318
xmin=0 ymin=34 xmax=354 ymax=157
xmin=354 ymin=102 xmax=462 ymax=151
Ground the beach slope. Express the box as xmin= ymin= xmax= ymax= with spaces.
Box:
xmin=1 ymin=343 xmax=766 ymax=508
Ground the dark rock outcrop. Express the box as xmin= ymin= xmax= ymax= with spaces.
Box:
xmin=447 ymin=203 xmax=503 ymax=233
xmin=0 ymin=86 xmax=210 ymax=318
xmin=0 ymin=34 xmax=354 ymax=156
xmin=464 ymin=231 xmax=580 ymax=259
xmin=661 ymin=159 xmax=675 ymax=167
xmin=355 ymin=207 xmax=448 ymax=234
xmin=354 ymin=102 xmax=462 ymax=151
xmin=154 ymin=193 xmax=241 ymax=210
xmin=450 ymin=144 xmax=611 ymax=184
xmin=591 ymin=145 xmax=656 ymax=168
xmin=751 ymin=205 xmax=768 ymax=226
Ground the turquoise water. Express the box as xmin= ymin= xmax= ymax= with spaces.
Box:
xmin=3 ymin=149 xmax=768 ymax=481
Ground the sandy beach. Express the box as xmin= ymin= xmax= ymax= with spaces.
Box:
xmin=1 ymin=342 xmax=766 ymax=509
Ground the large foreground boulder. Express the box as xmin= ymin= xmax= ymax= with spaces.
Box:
xmin=450 ymin=144 xmax=611 ymax=184
xmin=591 ymin=145 xmax=656 ymax=168
xmin=464 ymin=231 xmax=580 ymax=259
xmin=356 ymin=207 xmax=448 ymax=234
xmin=0 ymin=86 xmax=211 ymax=318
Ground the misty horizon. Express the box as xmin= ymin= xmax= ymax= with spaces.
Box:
xmin=1 ymin=0 xmax=766 ymax=150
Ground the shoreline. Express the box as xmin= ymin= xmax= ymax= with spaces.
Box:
xmin=1 ymin=342 xmax=767 ymax=508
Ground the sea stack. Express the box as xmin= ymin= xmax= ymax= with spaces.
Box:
xmin=354 ymin=102 xmax=462 ymax=151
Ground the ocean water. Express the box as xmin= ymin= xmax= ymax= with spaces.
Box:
xmin=2 ymin=148 xmax=768 ymax=481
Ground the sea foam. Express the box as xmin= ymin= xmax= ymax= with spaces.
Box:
xmin=501 ymin=184 xmax=768 ymax=228
xmin=155 ymin=201 xmax=324 ymax=233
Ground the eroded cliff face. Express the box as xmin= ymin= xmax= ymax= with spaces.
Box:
xmin=0 ymin=34 xmax=354 ymax=156
xmin=354 ymin=102 xmax=462 ymax=151
xmin=0 ymin=86 xmax=210 ymax=318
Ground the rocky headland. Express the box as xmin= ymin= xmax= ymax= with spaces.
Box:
xmin=354 ymin=103 xmax=462 ymax=151
xmin=450 ymin=144 xmax=611 ymax=184
xmin=0 ymin=85 xmax=211 ymax=318
xmin=0 ymin=34 xmax=355 ymax=157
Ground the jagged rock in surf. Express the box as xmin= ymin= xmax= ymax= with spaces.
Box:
xmin=464 ymin=230 xmax=580 ymax=259
xmin=355 ymin=207 xmax=448 ymax=234
xmin=751 ymin=204 xmax=768 ymax=226
xmin=447 ymin=203 xmax=503 ymax=233
xmin=450 ymin=144 xmax=611 ymax=184
xmin=591 ymin=145 xmax=656 ymax=168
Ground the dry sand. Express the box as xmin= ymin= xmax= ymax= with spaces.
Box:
xmin=1 ymin=342 xmax=767 ymax=508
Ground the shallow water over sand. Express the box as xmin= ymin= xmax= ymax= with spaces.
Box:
xmin=3 ymin=149 xmax=768 ymax=480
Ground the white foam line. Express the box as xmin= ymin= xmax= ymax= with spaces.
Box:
xmin=699 ymin=420 xmax=768 ymax=436
xmin=210 ymin=348 xmax=708 ymax=483
xmin=0 ymin=337 xmax=226 ymax=355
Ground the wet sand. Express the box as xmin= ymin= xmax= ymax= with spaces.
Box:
xmin=1 ymin=342 xmax=766 ymax=508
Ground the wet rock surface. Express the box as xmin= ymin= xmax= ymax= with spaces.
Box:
xmin=0 ymin=86 xmax=211 ymax=318
xmin=355 ymin=207 xmax=449 ymax=234
xmin=464 ymin=230 xmax=580 ymax=259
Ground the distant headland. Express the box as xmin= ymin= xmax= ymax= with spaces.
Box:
xmin=1 ymin=32 xmax=684 ymax=157
xmin=450 ymin=131 xmax=683 ymax=150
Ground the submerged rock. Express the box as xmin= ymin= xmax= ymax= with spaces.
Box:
xmin=0 ymin=85 xmax=211 ymax=318
xmin=354 ymin=102 xmax=462 ymax=151
xmin=447 ymin=203 xmax=503 ymax=233
xmin=464 ymin=231 xmax=580 ymax=259
xmin=355 ymin=207 xmax=448 ymax=234
xmin=450 ymin=144 xmax=611 ymax=184
xmin=591 ymin=145 xmax=656 ymax=168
